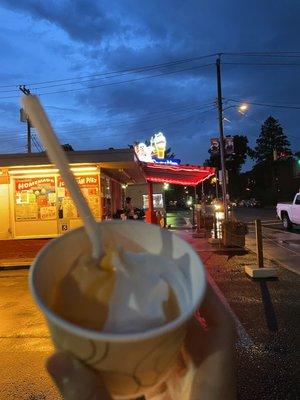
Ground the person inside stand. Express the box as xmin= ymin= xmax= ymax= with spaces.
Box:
xmin=125 ymin=196 xmax=135 ymax=219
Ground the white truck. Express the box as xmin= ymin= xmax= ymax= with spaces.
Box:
xmin=276 ymin=193 xmax=300 ymax=229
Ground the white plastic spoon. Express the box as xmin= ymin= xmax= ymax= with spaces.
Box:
xmin=21 ymin=95 xmax=103 ymax=260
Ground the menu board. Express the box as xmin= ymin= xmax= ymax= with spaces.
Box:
xmin=14 ymin=177 xmax=56 ymax=221
xmin=57 ymin=175 xmax=100 ymax=219
xmin=87 ymin=195 xmax=100 ymax=218
xmin=62 ymin=198 xmax=78 ymax=219
xmin=40 ymin=206 xmax=57 ymax=220
xmin=14 ymin=174 xmax=100 ymax=223
xmin=15 ymin=203 xmax=39 ymax=221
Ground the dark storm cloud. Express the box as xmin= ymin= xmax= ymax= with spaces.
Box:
xmin=0 ymin=0 xmax=300 ymax=161
xmin=0 ymin=0 xmax=122 ymax=44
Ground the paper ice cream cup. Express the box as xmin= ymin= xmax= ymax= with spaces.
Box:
xmin=29 ymin=220 xmax=206 ymax=399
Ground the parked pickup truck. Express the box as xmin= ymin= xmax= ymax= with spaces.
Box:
xmin=277 ymin=193 xmax=300 ymax=229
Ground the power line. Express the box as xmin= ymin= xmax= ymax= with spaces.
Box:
xmin=223 ymin=51 xmax=300 ymax=57
xmin=227 ymin=99 xmax=300 ymax=110
xmin=55 ymin=104 xmax=216 ymax=135
xmin=0 ymin=101 xmax=216 ymax=136
xmin=0 ymin=63 xmax=213 ymax=94
xmin=0 ymin=108 xmax=215 ymax=148
xmin=0 ymin=63 xmax=214 ymax=99
xmin=1 ymin=50 xmax=300 ymax=92
xmin=223 ymin=62 xmax=300 ymax=66
xmin=31 ymin=135 xmax=40 ymax=152
xmin=0 ymin=53 xmax=218 ymax=90
xmin=0 ymin=100 xmax=214 ymax=135
xmin=31 ymin=134 xmax=43 ymax=151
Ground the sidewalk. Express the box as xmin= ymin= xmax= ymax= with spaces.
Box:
xmin=175 ymin=230 xmax=299 ymax=400
xmin=246 ymin=227 xmax=300 ymax=276
xmin=0 ymin=239 xmax=50 ymax=268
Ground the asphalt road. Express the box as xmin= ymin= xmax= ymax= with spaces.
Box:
xmin=0 ymin=270 xmax=59 ymax=400
xmin=167 ymin=206 xmax=300 ymax=233
xmin=234 ymin=206 xmax=300 ymax=233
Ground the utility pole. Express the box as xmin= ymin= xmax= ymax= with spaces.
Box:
xmin=19 ymin=85 xmax=32 ymax=153
xmin=216 ymin=56 xmax=229 ymax=220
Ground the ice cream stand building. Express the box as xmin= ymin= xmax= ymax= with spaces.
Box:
xmin=0 ymin=148 xmax=145 ymax=239
xmin=0 ymin=134 xmax=215 ymax=239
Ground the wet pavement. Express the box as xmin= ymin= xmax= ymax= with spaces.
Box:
xmin=176 ymin=231 xmax=300 ymax=400
xmin=0 ymin=224 xmax=299 ymax=399
xmin=247 ymin=226 xmax=300 ymax=275
xmin=0 ymin=269 xmax=58 ymax=400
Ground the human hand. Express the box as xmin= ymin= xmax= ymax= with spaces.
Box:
xmin=46 ymin=351 xmax=111 ymax=400
xmin=148 ymin=282 xmax=237 ymax=400
xmin=184 ymin=281 xmax=236 ymax=400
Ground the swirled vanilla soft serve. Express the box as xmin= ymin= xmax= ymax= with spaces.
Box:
xmin=51 ymin=234 xmax=191 ymax=333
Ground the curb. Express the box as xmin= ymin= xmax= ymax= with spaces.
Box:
xmin=0 ymin=265 xmax=30 ymax=271
xmin=0 ymin=259 xmax=32 ymax=271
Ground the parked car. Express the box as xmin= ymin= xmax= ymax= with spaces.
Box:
xmin=277 ymin=193 xmax=300 ymax=229
xmin=239 ymin=198 xmax=261 ymax=208
xmin=250 ymin=198 xmax=261 ymax=208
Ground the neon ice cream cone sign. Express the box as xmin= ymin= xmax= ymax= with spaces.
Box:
xmin=151 ymin=132 xmax=167 ymax=159
xmin=135 ymin=132 xmax=167 ymax=162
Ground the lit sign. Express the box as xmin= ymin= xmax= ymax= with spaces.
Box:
xmin=134 ymin=132 xmax=180 ymax=164
xmin=152 ymin=158 xmax=181 ymax=165
xmin=152 ymin=132 xmax=166 ymax=159
xmin=15 ymin=177 xmax=55 ymax=192
xmin=134 ymin=142 xmax=153 ymax=163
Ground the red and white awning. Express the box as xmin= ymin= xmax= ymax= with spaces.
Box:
xmin=142 ymin=163 xmax=215 ymax=186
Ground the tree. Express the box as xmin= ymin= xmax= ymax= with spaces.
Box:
xmin=62 ymin=143 xmax=74 ymax=151
xmin=254 ymin=116 xmax=291 ymax=163
xmin=250 ymin=117 xmax=293 ymax=204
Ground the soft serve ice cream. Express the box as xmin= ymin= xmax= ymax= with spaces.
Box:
xmin=51 ymin=240 xmax=191 ymax=333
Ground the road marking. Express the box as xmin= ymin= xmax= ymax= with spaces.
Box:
xmin=206 ymin=273 xmax=254 ymax=349
xmin=262 ymin=222 xmax=282 ymax=225
xmin=248 ymin=219 xmax=279 ymax=223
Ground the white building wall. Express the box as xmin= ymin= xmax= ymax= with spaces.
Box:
xmin=0 ymin=184 xmax=11 ymax=239
xmin=126 ymin=183 xmax=164 ymax=209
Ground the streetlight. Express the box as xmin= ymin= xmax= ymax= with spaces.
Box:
xmin=238 ymin=103 xmax=248 ymax=115
xmin=223 ymin=103 xmax=249 ymax=114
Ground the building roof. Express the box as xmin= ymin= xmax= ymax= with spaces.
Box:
xmin=0 ymin=150 xmax=215 ymax=186
xmin=0 ymin=148 xmax=135 ymax=167
xmin=0 ymin=148 xmax=146 ymax=184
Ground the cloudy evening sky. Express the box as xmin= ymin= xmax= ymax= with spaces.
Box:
xmin=0 ymin=0 xmax=299 ymax=168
